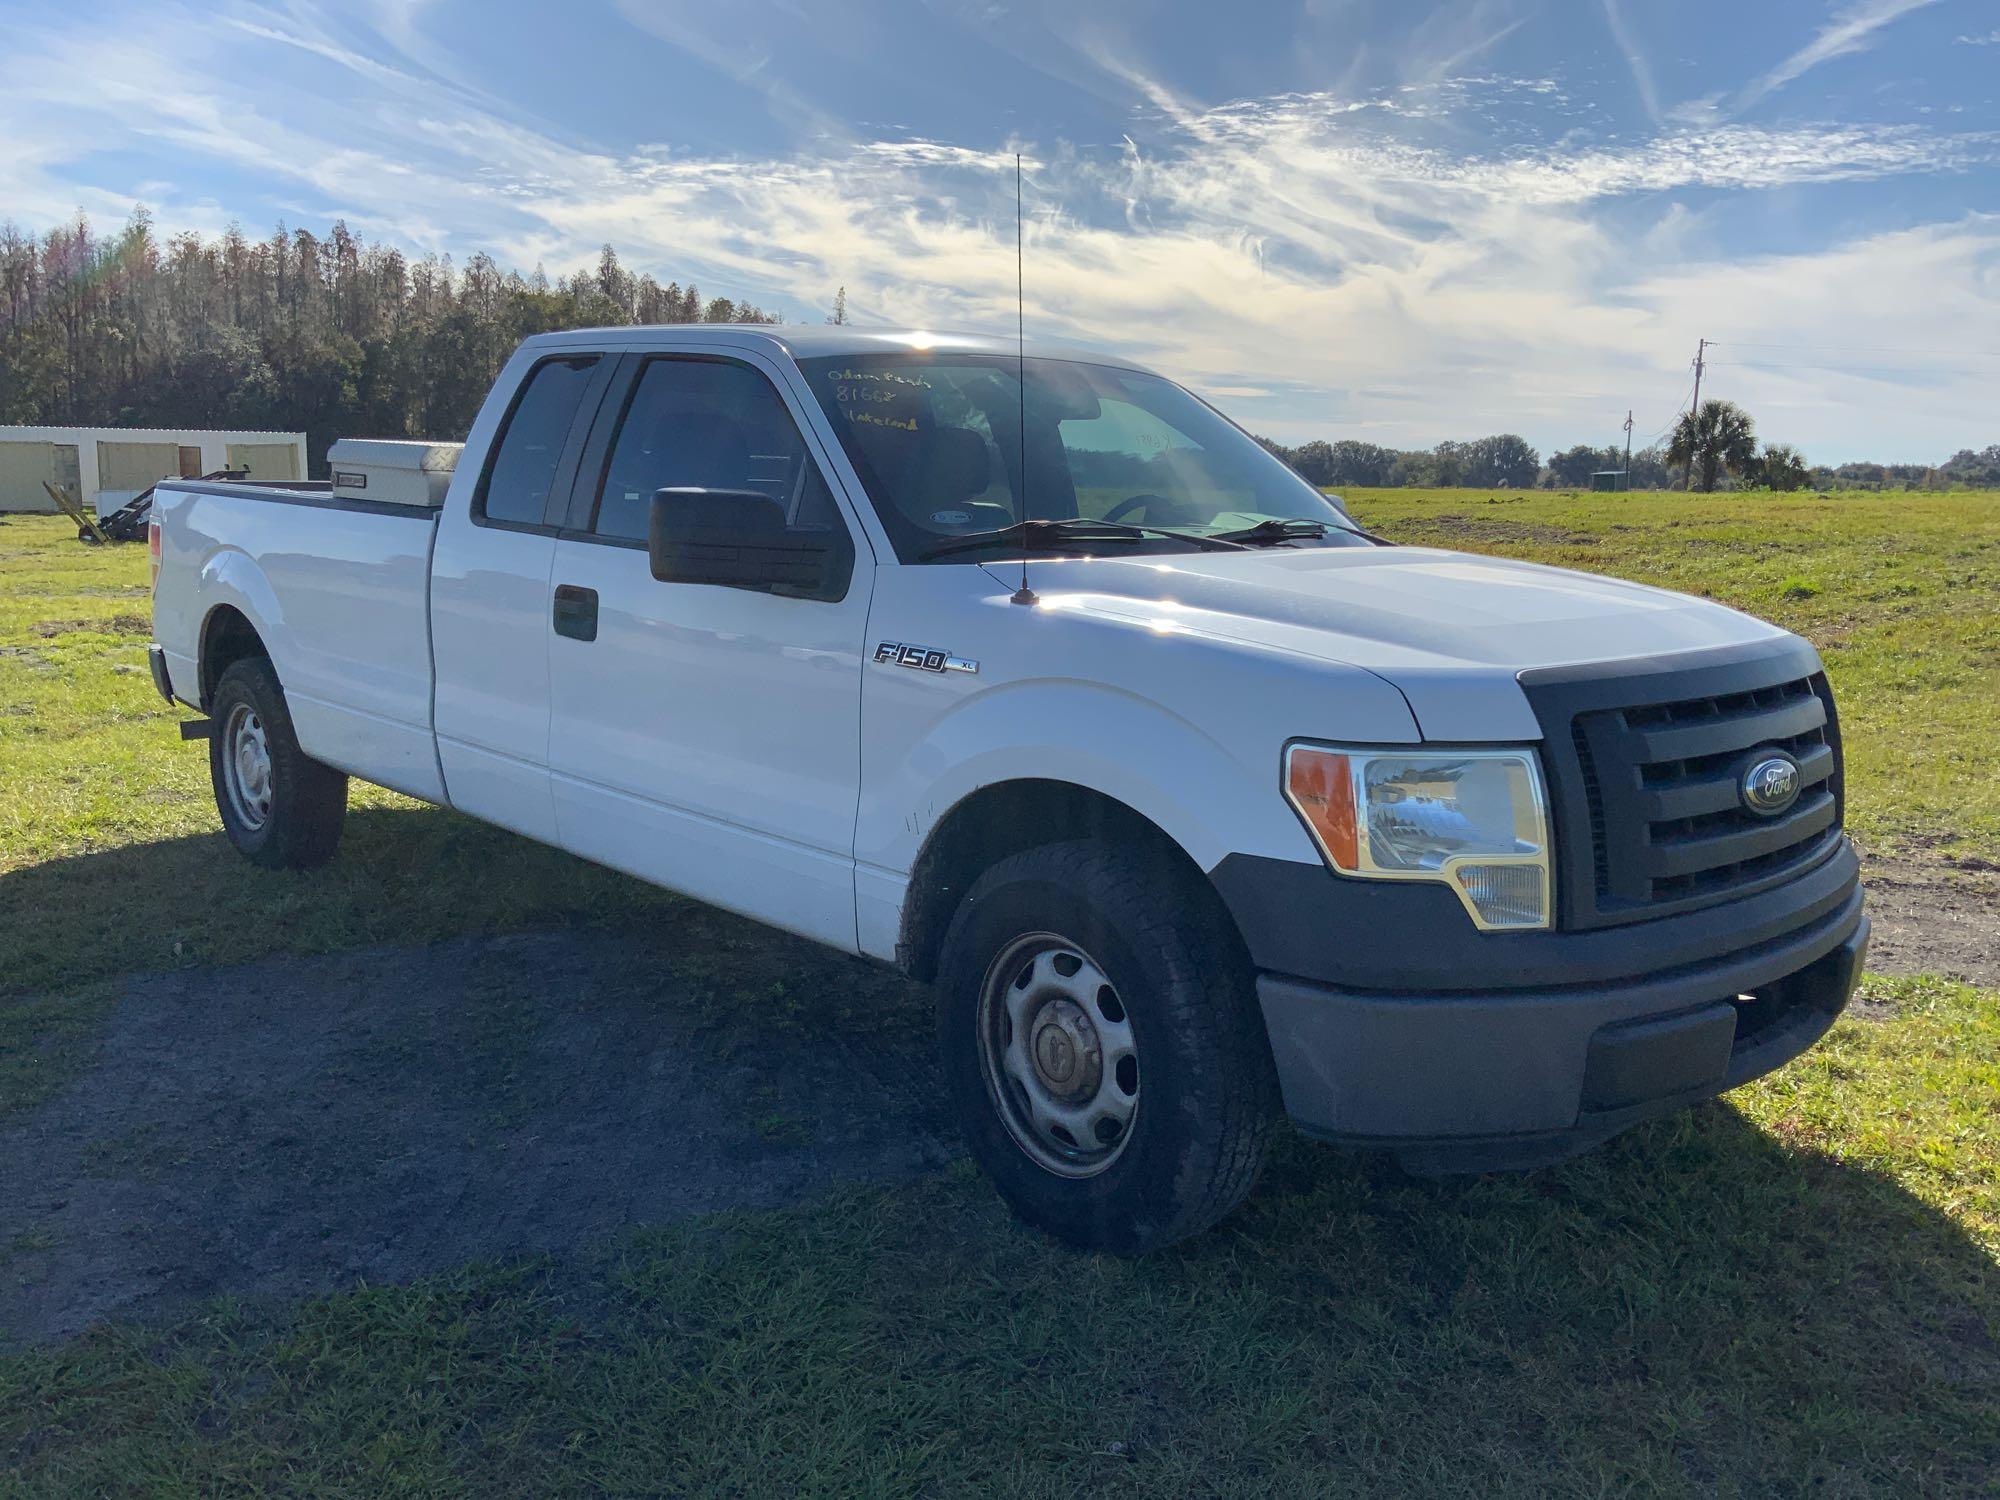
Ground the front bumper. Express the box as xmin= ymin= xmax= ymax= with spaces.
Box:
xmin=1240 ymin=846 xmax=1867 ymax=1171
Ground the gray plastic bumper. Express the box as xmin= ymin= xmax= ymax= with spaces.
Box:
xmin=1257 ymin=889 xmax=1867 ymax=1172
xmin=147 ymin=643 xmax=175 ymax=704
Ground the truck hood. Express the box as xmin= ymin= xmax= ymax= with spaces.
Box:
xmin=1023 ymin=544 xmax=1794 ymax=741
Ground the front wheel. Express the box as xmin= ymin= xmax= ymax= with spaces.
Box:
xmin=208 ymin=657 xmax=348 ymax=869
xmin=936 ymin=838 xmax=1279 ymax=1253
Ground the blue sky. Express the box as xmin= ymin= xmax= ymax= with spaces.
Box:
xmin=3 ymin=0 xmax=1996 ymax=461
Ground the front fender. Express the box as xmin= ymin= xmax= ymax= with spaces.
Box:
xmin=890 ymin=678 xmax=1286 ymax=872
xmin=858 ymin=647 xmax=1420 ymax=879
xmin=851 ymin=665 xmax=1418 ymax=964
xmin=851 ymin=566 xmax=1425 ymax=962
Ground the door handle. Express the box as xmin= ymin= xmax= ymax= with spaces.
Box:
xmin=552 ymin=584 xmax=599 ymax=642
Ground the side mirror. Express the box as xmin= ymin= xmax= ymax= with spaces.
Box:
xmin=647 ymin=487 xmax=842 ymax=598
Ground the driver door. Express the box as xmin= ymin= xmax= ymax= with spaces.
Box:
xmin=545 ymin=348 xmax=873 ymax=950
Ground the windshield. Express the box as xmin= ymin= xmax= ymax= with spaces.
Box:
xmin=798 ymin=354 xmax=1367 ymax=563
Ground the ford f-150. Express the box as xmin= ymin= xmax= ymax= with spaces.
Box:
xmin=147 ymin=325 xmax=1868 ymax=1252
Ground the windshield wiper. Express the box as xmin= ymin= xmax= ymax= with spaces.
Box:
xmin=919 ymin=517 xmax=1246 ymax=561
xmin=1213 ymin=516 xmax=1394 ymax=547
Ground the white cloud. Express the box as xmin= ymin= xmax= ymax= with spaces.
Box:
xmin=1620 ymin=218 xmax=2000 ymax=460
xmin=1736 ymin=0 xmax=1941 ymax=112
xmin=1598 ymin=0 xmax=1662 ymax=123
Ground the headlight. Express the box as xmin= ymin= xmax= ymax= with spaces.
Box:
xmin=1283 ymin=744 xmax=1552 ymax=931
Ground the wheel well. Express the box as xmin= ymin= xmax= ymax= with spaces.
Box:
xmin=897 ymin=779 xmax=1237 ymax=982
xmin=199 ymin=605 xmax=268 ymax=709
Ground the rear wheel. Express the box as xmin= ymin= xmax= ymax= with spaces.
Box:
xmin=208 ymin=657 xmax=347 ymax=869
xmin=936 ymin=837 xmax=1278 ymax=1254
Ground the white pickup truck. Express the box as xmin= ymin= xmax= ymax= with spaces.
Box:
xmin=148 ymin=326 xmax=1867 ymax=1252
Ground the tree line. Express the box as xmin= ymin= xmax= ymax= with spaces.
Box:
xmin=1257 ymin=401 xmax=1999 ymax=493
xmin=0 ymin=213 xmax=777 ymax=469
xmin=3 ymin=212 xmax=1993 ymax=491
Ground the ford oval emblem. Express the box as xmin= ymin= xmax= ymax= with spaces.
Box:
xmin=1740 ymin=752 xmax=1802 ymax=817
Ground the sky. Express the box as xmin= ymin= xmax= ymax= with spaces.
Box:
xmin=2 ymin=0 xmax=1996 ymax=463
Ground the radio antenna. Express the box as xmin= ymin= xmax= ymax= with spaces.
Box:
xmin=1011 ymin=150 xmax=1037 ymax=607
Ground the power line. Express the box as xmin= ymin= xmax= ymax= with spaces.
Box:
xmin=1636 ymin=377 xmax=1695 ymax=448
xmin=1710 ymin=339 xmax=2000 ymax=358
xmin=1631 ymin=414 xmax=1680 ymax=450
xmin=1707 ymin=359 xmax=1998 ymax=378
xmin=1642 ymin=417 xmax=1680 ymax=446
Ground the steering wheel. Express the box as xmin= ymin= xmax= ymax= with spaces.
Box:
xmin=1101 ymin=492 xmax=1197 ymax=526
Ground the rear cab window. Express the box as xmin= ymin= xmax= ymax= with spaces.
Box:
xmin=476 ymin=355 xmax=603 ymax=527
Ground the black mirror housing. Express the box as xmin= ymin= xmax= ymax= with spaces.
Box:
xmin=647 ymin=487 xmax=847 ymax=599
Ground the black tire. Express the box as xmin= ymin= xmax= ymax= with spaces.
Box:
xmin=208 ymin=657 xmax=347 ymax=869
xmin=935 ymin=837 xmax=1279 ymax=1254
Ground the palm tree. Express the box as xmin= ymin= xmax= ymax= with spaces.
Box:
xmin=1760 ymin=442 xmax=1810 ymax=491
xmin=1668 ymin=400 xmax=1758 ymax=492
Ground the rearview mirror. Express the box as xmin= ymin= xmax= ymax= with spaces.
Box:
xmin=647 ymin=487 xmax=845 ymax=599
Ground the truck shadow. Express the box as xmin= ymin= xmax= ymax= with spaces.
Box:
xmin=0 ymin=804 xmax=946 ymax=1346
xmin=0 ymin=805 xmax=673 ymax=1005
xmin=0 ymin=909 xmax=947 ymax=1348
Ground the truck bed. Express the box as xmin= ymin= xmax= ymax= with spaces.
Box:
xmin=150 ymin=477 xmax=447 ymax=804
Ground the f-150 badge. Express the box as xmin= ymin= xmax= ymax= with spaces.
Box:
xmin=874 ymin=641 xmax=978 ymax=674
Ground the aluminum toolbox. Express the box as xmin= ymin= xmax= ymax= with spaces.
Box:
xmin=327 ymin=438 xmax=462 ymax=508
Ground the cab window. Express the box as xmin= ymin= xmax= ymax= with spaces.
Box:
xmin=477 ymin=355 xmax=600 ymax=526
xmin=591 ymin=358 xmax=849 ymax=560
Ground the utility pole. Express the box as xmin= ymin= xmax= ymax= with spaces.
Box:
xmin=1682 ymin=337 xmax=1707 ymax=490
xmin=1623 ymin=409 xmax=1634 ymax=491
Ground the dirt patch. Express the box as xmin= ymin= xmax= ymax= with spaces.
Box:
xmin=29 ymin=614 xmax=151 ymax=637
xmin=1860 ymin=857 xmax=2000 ymax=988
xmin=0 ymin=931 xmax=954 ymax=1348
xmin=1398 ymin=513 xmax=1603 ymax=548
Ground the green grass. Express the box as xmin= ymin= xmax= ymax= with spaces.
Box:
xmin=2 ymin=501 xmax=1997 ymax=1493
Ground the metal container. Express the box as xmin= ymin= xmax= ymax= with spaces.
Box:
xmin=327 ymin=439 xmax=463 ymax=508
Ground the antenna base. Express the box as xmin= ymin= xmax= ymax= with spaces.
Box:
xmin=1010 ymin=585 xmax=1039 ymax=607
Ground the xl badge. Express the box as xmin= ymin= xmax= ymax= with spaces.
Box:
xmin=874 ymin=641 xmax=978 ymax=675
xmin=1739 ymin=751 xmax=1801 ymax=817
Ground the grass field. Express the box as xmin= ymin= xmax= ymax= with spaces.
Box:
xmin=1 ymin=492 xmax=1997 ymax=1494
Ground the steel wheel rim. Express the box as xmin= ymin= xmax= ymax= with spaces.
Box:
xmin=976 ymin=931 xmax=1141 ymax=1179
xmin=223 ymin=701 xmax=274 ymax=831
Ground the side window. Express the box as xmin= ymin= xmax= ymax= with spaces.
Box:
xmin=592 ymin=358 xmax=848 ymax=549
xmin=477 ymin=355 xmax=600 ymax=526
